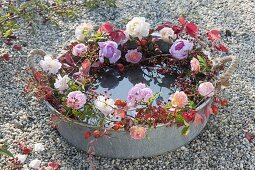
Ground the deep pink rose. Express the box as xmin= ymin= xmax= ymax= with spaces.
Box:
xmin=98 ymin=22 xmax=114 ymax=33
xmin=170 ymin=39 xmax=193 ymax=60
xmin=125 ymin=49 xmax=142 ymax=64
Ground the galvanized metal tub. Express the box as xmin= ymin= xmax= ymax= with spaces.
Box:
xmin=46 ymin=98 xmax=212 ymax=159
xmin=28 ymin=49 xmax=237 ymax=159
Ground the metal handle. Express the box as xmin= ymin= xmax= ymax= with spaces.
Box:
xmin=212 ymin=55 xmax=238 ymax=88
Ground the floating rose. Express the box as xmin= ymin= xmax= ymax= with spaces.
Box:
xmin=72 ymin=43 xmax=88 ymax=56
xmin=170 ymin=39 xmax=193 ymax=60
xmin=170 ymin=91 xmax=188 ymax=108
xmin=66 ymin=91 xmax=87 ymax=109
xmin=39 ymin=55 xmax=62 ymax=75
xmin=98 ymin=41 xmax=121 ymax=64
xmin=190 ymin=57 xmax=200 ymax=73
xmin=198 ymin=82 xmax=215 ymax=97
xmin=129 ymin=126 xmax=147 ymax=140
xmin=75 ymin=23 xmax=93 ymax=41
xmin=125 ymin=49 xmax=142 ymax=63
xmin=54 ymin=75 xmax=70 ymax=93
xmin=94 ymin=95 xmax=116 ymax=116
xmin=160 ymin=27 xmax=176 ymax=42
xmin=126 ymin=17 xmax=150 ymax=40
xmin=127 ymin=83 xmax=153 ymax=105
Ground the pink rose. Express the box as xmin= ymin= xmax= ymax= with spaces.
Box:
xmin=198 ymin=82 xmax=215 ymax=97
xmin=72 ymin=44 xmax=88 ymax=56
xmin=125 ymin=49 xmax=142 ymax=64
xmin=129 ymin=126 xmax=147 ymax=140
xmin=170 ymin=91 xmax=188 ymax=108
xmin=66 ymin=91 xmax=87 ymax=109
xmin=190 ymin=57 xmax=200 ymax=73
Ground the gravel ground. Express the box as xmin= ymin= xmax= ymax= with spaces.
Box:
xmin=1 ymin=0 xmax=255 ymax=169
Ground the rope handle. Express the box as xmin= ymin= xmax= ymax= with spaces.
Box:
xmin=28 ymin=49 xmax=47 ymax=69
xmin=212 ymin=55 xmax=238 ymax=88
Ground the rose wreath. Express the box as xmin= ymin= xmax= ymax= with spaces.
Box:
xmin=26 ymin=16 xmax=237 ymax=140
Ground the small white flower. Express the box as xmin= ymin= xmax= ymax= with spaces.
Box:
xmin=34 ymin=143 xmax=45 ymax=152
xmin=75 ymin=23 xmax=94 ymax=41
xmin=54 ymin=75 xmax=70 ymax=93
xmin=39 ymin=55 xmax=62 ymax=75
xmin=126 ymin=17 xmax=150 ymax=40
xmin=29 ymin=159 xmax=41 ymax=169
xmin=94 ymin=96 xmax=116 ymax=116
xmin=159 ymin=27 xmax=176 ymax=42
xmin=15 ymin=154 xmax=27 ymax=164
xmin=21 ymin=164 xmax=29 ymax=170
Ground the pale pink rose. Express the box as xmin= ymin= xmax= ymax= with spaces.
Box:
xmin=66 ymin=91 xmax=87 ymax=109
xmin=160 ymin=27 xmax=176 ymax=42
xmin=72 ymin=44 xmax=88 ymax=56
xmin=170 ymin=91 xmax=188 ymax=108
xmin=129 ymin=126 xmax=147 ymax=140
xmin=190 ymin=57 xmax=200 ymax=73
xmin=125 ymin=49 xmax=142 ymax=64
xmin=198 ymin=82 xmax=215 ymax=97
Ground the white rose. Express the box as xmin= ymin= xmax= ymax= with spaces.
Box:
xmin=54 ymin=75 xmax=70 ymax=93
xmin=75 ymin=23 xmax=94 ymax=41
xmin=126 ymin=17 xmax=150 ymax=40
xmin=39 ymin=55 xmax=62 ymax=75
xmin=94 ymin=95 xmax=116 ymax=116
xmin=159 ymin=27 xmax=176 ymax=42
xmin=29 ymin=159 xmax=41 ymax=169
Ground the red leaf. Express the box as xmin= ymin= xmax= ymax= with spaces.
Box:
xmin=205 ymin=104 xmax=213 ymax=118
xmin=186 ymin=22 xmax=199 ymax=38
xmin=109 ymin=30 xmax=127 ymax=44
xmin=91 ymin=61 xmax=101 ymax=68
xmin=23 ymin=147 xmax=32 ymax=154
xmin=64 ymin=52 xmax=75 ymax=66
xmin=207 ymin=30 xmax=221 ymax=41
xmin=172 ymin=25 xmax=183 ymax=34
xmin=194 ymin=113 xmax=204 ymax=126
xmin=178 ymin=16 xmax=186 ymax=25
xmin=48 ymin=162 xmax=60 ymax=170
xmin=81 ymin=59 xmax=91 ymax=74
xmin=98 ymin=22 xmax=115 ymax=33
xmin=214 ymin=44 xmax=228 ymax=52
xmin=155 ymin=22 xmax=173 ymax=31
xmin=245 ymin=132 xmax=254 ymax=143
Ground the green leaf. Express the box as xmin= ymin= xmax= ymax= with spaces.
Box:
xmin=164 ymin=102 xmax=172 ymax=109
xmin=4 ymin=29 xmax=12 ymax=37
xmin=175 ymin=114 xmax=184 ymax=125
xmin=148 ymin=92 xmax=160 ymax=105
xmin=181 ymin=125 xmax=190 ymax=136
xmin=0 ymin=146 xmax=13 ymax=157
xmin=197 ymin=55 xmax=208 ymax=71
xmin=188 ymin=100 xmax=196 ymax=109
